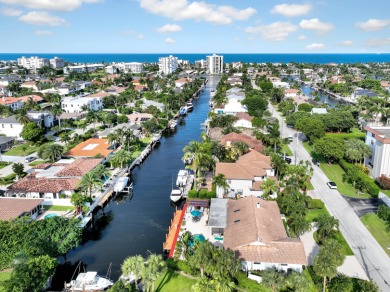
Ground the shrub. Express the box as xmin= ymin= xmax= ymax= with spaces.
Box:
xmin=198 ymin=189 xmax=208 ymax=199
xmin=377 ymin=205 xmax=390 ymax=223
xmin=187 ymin=190 xmax=198 ymax=198
xmin=177 ymin=260 xmax=198 ymax=276
xmin=308 ymin=199 xmax=325 ymax=210
xmin=166 ymin=258 xmax=178 ymax=271
xmin=207 ymin=190 xmax=216 ymax=199
xmin=377 ymin=175 xmax=390 ymax=190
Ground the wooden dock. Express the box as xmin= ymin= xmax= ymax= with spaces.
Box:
xmin=163 ymin=205 xmax=187 ymax=255
xmin=182 ymin=175 xmax=194 ymax=198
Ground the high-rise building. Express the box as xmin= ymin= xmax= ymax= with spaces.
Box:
xmin=17 ymin=56 xmax=49 ymax=70
xmin=206 ymin=54 xmax=224 ymax=74
xmin=158 ymin=55 xmax=178 ymax=75
xmin=50 ymin=57 xmax=65 ymax=69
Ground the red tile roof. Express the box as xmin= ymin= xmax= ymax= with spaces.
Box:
xmin=0 ymin=198 xmax=44 ymax=221
xmin=66 ymin=139 xmax=113 ymax=158
xmin=220 ymin=133 xmax=264 ymax=152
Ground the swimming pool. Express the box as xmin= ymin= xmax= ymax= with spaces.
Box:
xmin=44 ymin=213 xmax=58 ymax=219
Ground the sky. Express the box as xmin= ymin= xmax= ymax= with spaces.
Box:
xmin=0 ymin=0 xmax=389 ymax=53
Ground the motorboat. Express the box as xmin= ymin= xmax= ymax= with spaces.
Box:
xmin=186 ymin=102 xmax=194 ymax=111
xmin=180 ymin=107 xmax=187 ymax=116
xmin=170 ymin=187 xmax=183 ymax=203
xmin=176 ymin=169 xmax=189 ymax=187
xmin=113 ymin=177 xmax=129 ymax=193
xmin=68 ymin=272 xmax=113 ymax=291
xmin=182 ymin=154 xmax=194 ymax=165
xmin=169 ymin=120 xmax=177 ymax=130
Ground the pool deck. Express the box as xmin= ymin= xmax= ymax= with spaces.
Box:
xmin=37 ymin=210 xmax=68 ymax=220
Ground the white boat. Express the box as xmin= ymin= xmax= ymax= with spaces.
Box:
xmin=176 ymin=169 xmax=189 ymax=187
xmin=170 ymin=187 xmax=183 ymax=202
xmin=68 ymin=272 xmax=113 ymax=291
xmin=113 ymin=177 xmax=129 ymax=192
xmin=180 ymin=107 xmax=187 ymax=116
xmin=169 ymin=120 xmax=177 ymax=130
xmin=186 ymin=102 xmax=194 ymax=111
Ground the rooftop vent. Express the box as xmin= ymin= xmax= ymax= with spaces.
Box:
xmin=256 ymin=202 xmax=261 ymax=208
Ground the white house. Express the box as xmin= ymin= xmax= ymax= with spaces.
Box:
xmin=233 ymin=112 xmax=253 ymax=128
xmin=159 ymin=55 xmax=178 ymax=75
xmin=226 ymin=93 xmax=245 ymax=102
xmin=49 ymin=57 xmax=64 ymax=69
xmin=17 ymin=56 xmax=49 ymax=70
xmin=214 ymin=100 xmax=247 ymax=115
xmin=364 ymin=126 xmax=390 ymax=178
xmin=141 ymin=98 xmax=165 ymax=112
xmin=311 ymin=108 xmax=328 ymax=115
xmin=226 ymin=87 xmax=243 ymax=95
xmin=284 ymin=89 xmax=299 ymax=98
xmin=224 ymin=197 xmax=307 ymax=273
xmin=215 ymin=151 xmax=275 ymax=198
xmin=62 ymin=96 xmax=103 ymax=113
xmin=27 ymin=111 xmax=54 ymax=128
xmin=116 ymin=62 xmax=144 ymax=74
xmin=64 ymin=64 xmax=105 ymax=75
xmin=272 ymin=81 xmax=290 ymax=89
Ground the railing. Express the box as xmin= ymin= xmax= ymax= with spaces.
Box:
xmin=378 ymin=192 xmax=390 ymax=207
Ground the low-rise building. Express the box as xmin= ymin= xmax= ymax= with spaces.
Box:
xmin=284 ymin=89 xmax=299 ymax=98
xmin=0 ymin=136 xmax=16 ymax=151
xmin=0 ymin=198 xmax=44 ymax=220
xmin=233 ymin=112 xmax=253 ymax=128
xmin=224 ymin=197 xmax=307 ymax=272
xmin=61 ymin=96 xmax=103 ymax=113
xmin=127 ymin=113 xmax=153 ymax=124
xmin=141 ymin=98 xmax=165 ymax=112
xmin=214 ymin=100 xmax=247 ymax=115
xmin=50 ymin=57 xmax=65 ymax=69
xmin=64 ymin=64 xmax=105 ymax=75
xmin=66 ymin=138 xmax=113 ymax=159
xmin=17 ymin=56 xmax=49 ymax=70
xmin=365 ymin=126 xmax=390 ymax=178
xmin=311 ymin=108 xmax=328 ymax=115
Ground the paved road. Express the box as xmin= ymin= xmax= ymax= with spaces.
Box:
xmin=269 ymin=103 xmax=390 ymax=291
xmin=343 ymin=197 xmax=384 ymax=217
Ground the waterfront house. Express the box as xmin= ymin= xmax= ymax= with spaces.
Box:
xmin=272 ymin=81 xmax=290 ymax=89
xmin=233 ymin=112 xmax=253 ymax=128
xmin=175 ymin=77 xmax=192 ymax=88
xmin=224 ymin=196 xmax=307 ymax=272
xmin=226 ymin=87 xmax=243 ymax=95
xmin=220 ymin=133 xmax=264 ymax=152
xmin=6 ymin=158 xmax=103 ymax=205
xmin=61 ymin=96 xmax=103 ymax=113
xmin=127 ymin=113 xmax=153 ymax=124
xmin=226 ymin=92 xmax=245 ymax=102
xmin=311 ymin=108 xmax=328 ymax=115
xmin=352 ymin=89 xmax=378 ymax=100
xmin=66 ymin=138 xmax=113 ymax=160
xmin=141 ymin=98 xmax=165 ymax=112
xmin=284 ymin=89 xmax=299 ymax=98
xmin=215 ymin=151 xmax=275 ymax=198
xmin=214 ymin=100 xmax=247 ymax=115
xmin=0 ymin=95 xmax=43 ymax=111
xmin=364 ymin=126 xmax=390 ymax=179
xmin=98 ymin=123 xmax=141 ymax=139
xmin=0 ymin=198 xmax=44 ymax=221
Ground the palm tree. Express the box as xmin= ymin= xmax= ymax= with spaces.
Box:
xmin=93 ymin=164 xmax=111 ymax=181
xmin=16 ymin=109 xmax=30 ymax=125
xmin=212 ymin=174 xmax=230 ymax=198
xmin=39 ymin=144 xmax=63 ymax=162
xmin=123 ymin=129 xmax=136 ymax=151
xmin=121 ymin=255 xmax=144 ymax=284
xmin=260 ymin=179 xmax=278 ymax=199
xmin=261 ymin=269 xmax=286 ymax=292
xmin=316 ymin=214 xmax=339 ymax=242
xmin=328 ymin=273 xmax=353 ymax=292
xmin=50 ymin=103 xmax=63 ymax=128
xmin=143 ymin=254 xmax=166 ymax=292
xmin=230 ymin=141 xmax=249 ymax=160
xmin=60 ymin=131 xmax=72 ymax=146
xmin=86 ymin=110 xmax=99 ymax=132
xmin=191 ymin=241 xmax=214 ymax=278
xmin=191 ymin=278 xmax=214 ymax=292
xmin=70 ymin=192 xmax=91 ymax=214
xmin=78 ymin=172 xmax=102 ymax=197
xmin=267 ymin=122 xmax=281 ymax=153
xmin=285 ymin=272 xmax=311 ymax=292
xmin=174 ymin=231 xmax=193 ymax=261
xmin=111 ymin=149 xmax=132 ymax=169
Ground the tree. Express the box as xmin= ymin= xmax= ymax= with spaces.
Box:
xmin=174 ymin=231 xmax=193 ymax=261
xmin=261 ymin=269 xmax=286 ymax=292
xmin=328 ymin=273 xmax=353 ymax=292
xmin=289 ymin=212 xmax=312 ymax=236
xmin=122 ymin=255 xmax=144 ymax=284
xmin=12 ymin=163 xmax=24 ymax=180
xmin=241 ymin=95 xmax=268 ymax=117
xmin=111 ymin=149 xmax=132 ymax=169
xmin=260 ymin=179 xmax=278 ymax=199
xmin=142 ymin=254 xmax=166 ymax=292
xmin=16 ymin=109 xmax=30 ymax=125
xmin=70 ymin=193 xmax=91 ymax=214
xmin=212 ymin=174 xmax=230 ymax=198
xmin=78 ymin=171 xmax=102 ymax=197
xmin=59 ymin=131 xmax=72 ymax=146
xmin=93 ymin=164 xmax=111 ymax=181
xmin=5 ymin=255 xmax=58 ymax=292
xmin=285 ymin=272 xmax=311 ymax=292
xmin=38 ymin=144 xmax=63 ymax=162
xmin=190 ymin=241 xmax=214 ymax=278
xmin=266 ymin=122 xmax=281 ymax=153
xmin=316 ymin=214 xmax=339 ymax=242
xmin=20 ymin=122 xmax=45 ymax=143
xmin=314 ymin=136 xmax=345 ymax=163
xmin=191 ymin=278 xmax=215 ymax=292
xmin=344 ymin=138 xmax=372 ymax=164
xmin=296 ymin=117 xmax=326 ymax=142
xmin=298 ymin=103 xmax=314 ymax=112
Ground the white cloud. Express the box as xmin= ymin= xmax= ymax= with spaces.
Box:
xmin=1 ymin=7 xmax=22 ymax=16
xmin=271 ymin=3 xmax=312 ymax=17
xmin=34 ymin=30 xmax=52 ymax=35
xmin=157 ymin=24 xmax=182 ymax=33
xmin=305 ymin=42 xmax=326 ymax=50
xmin=0 ymin=0 xmax=99 ymax=12
xmin=340 ymin=40 xmax=353 ymax=46
xmin=137 ymin=34 xmax=144 ymax=39
xmin=365 ymin=38 xmax=390 ymax=48
xmin=356 ymin=19 xmax=390 ymax=31
xmin=165 ymin=37 xmax=176 ymax=44
xmin=297 ymin=35 xmax=306 ymax=41
xmin=300 ymin=18 xmax=333 ymax=34
xmin=140 ymin=0 xmax=256 ymax=24
xmin=19 ymin=11 xmax=67 ymax=26
xmin=246 ymin=22 xmax=298 ymax=41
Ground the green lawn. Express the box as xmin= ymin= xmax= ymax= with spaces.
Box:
xmin=4 ymin=142 xmax=40 ymax=156
xmin=140 ymin=137 xmax=152 ymax=144
xmin=280 ymin=144 xmax=293 ymax=156
xmin=0 ymin=270 xmax=11 ymax=292
xmin=313 ymin=230 xmax=354 ymax=256
xmin=154 ymin=270 xmax=197 ymax=292
xmin=381 ymin=189 xmax=390 ymax=197
xmin=305 ymin=208 xmax=329 ymax=222
xmin=235 ymin=271 xmax=270 ymax=292
xmin=28 ymin=160 xmax=47 ymax=166
xmin=308 ymin=181 xmax=315 ymax=190
xmin=361 ymin=213 xmax=390 ymax=257
xmin=325 ymin=128 xmax=366 ymax=141
xmin=43 ymin=205 xmax=75 ymax=211
xmin=0 ymin=162 xmax=10 ymax=169
xmin=320 ymin=163 xmax=370 ymax=199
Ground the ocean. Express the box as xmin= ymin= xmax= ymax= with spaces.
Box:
xmin=1 ymin=53 xmax=390 ymax=64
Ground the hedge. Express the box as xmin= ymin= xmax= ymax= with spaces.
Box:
xmin=308 ymin=198 xmax=325 ymax=210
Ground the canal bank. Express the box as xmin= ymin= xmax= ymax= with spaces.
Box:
xmin=51 ymin=76 xmax=220 ymax=290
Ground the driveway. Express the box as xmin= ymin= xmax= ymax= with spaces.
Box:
xmin=257 ymin=83 xmax=390 ymax=291
xmin=343 ymin=197 xmax=384 ymax=218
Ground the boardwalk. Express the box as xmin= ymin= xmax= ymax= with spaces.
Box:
xmin=163 ymin=206 xmax=187 ymax=255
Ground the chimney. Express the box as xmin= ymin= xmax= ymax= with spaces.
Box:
xmin=256 ymin=202 xmax=261 ymax=208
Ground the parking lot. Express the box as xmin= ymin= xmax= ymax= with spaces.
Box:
xmin=343 ymin=196 xmax=384 ymax=217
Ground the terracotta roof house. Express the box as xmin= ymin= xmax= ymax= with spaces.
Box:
xmin=127 ymin=113 xmax=153 ymax=124
xmin=6 ymin=158 xmax=102 ymax=203
xmin=0 ymin=198 xmax=44 ymax=221
xmin=215 ymin=151 xmax=275 ymax=198
xmin=284 ymin=89 xmax=299 ymax=98
xmin=233 ymin=112 xmax=253 ymax=128
xmin=65 ymin=138 xmax=113 ymax=159
xmin=224 ymin=197 xmax=307 ymax=272
xmin=220 ymin=132 xmax=264 ymax=152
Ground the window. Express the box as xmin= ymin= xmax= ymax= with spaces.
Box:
xmin=372 ymin=133 xmax=375 ymax=138
xmin=371 ymin=140 xmax=374 ymax=145
xmin=254 ymin=262 xmax=261 ymax=265
xmin=10 ymin=124 xmax=12 ymax=128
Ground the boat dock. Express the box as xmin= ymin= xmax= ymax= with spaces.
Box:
xmin=163 ymin=205 xmax=187 ymax=256
xmin=182 ymin=174 xmax=194 ymax=198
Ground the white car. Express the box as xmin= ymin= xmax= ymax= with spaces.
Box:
xmin=327 ymin=182 xmax=337 ymax=189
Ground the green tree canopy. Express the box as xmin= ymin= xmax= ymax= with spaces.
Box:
xmin=296 ymin=117 xmax=326 ymax=142
xmin=314 ymin=136 xmax=345 ymax=163
xmin=21 ymin=122 xmax=46 ymax=143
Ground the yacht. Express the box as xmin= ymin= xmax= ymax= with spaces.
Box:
xmin=170 ymin=187 xmax=183 ymax=203
xmin=186 ymin=102 xmax=194 ymax=111
xmin=176 ymin=169 xmax=189 ymax=187
xmin=180 ymin=107 xmax=187 ymax=116
xmin=169 ymin=120 xmax=177 ymax=130
xmin=67 ymin=272 xmax=113 ymax=291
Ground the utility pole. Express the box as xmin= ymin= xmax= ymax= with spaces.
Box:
xmin=294 ymin=132 xmax=298 ymax=165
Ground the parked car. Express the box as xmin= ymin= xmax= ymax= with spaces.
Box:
xmin=312 ymin=159 xmax=319 ymax=166
xmin=327 ymin=181 xmax=337 ymax=189
xmin=24 ymin=157 xmax=36 ymax=163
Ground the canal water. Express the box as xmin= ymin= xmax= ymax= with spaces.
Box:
xmin=300 ymin=84 xmax=339 ymax=108
xmin=51 ymin=76 xmax=220 ymax=289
